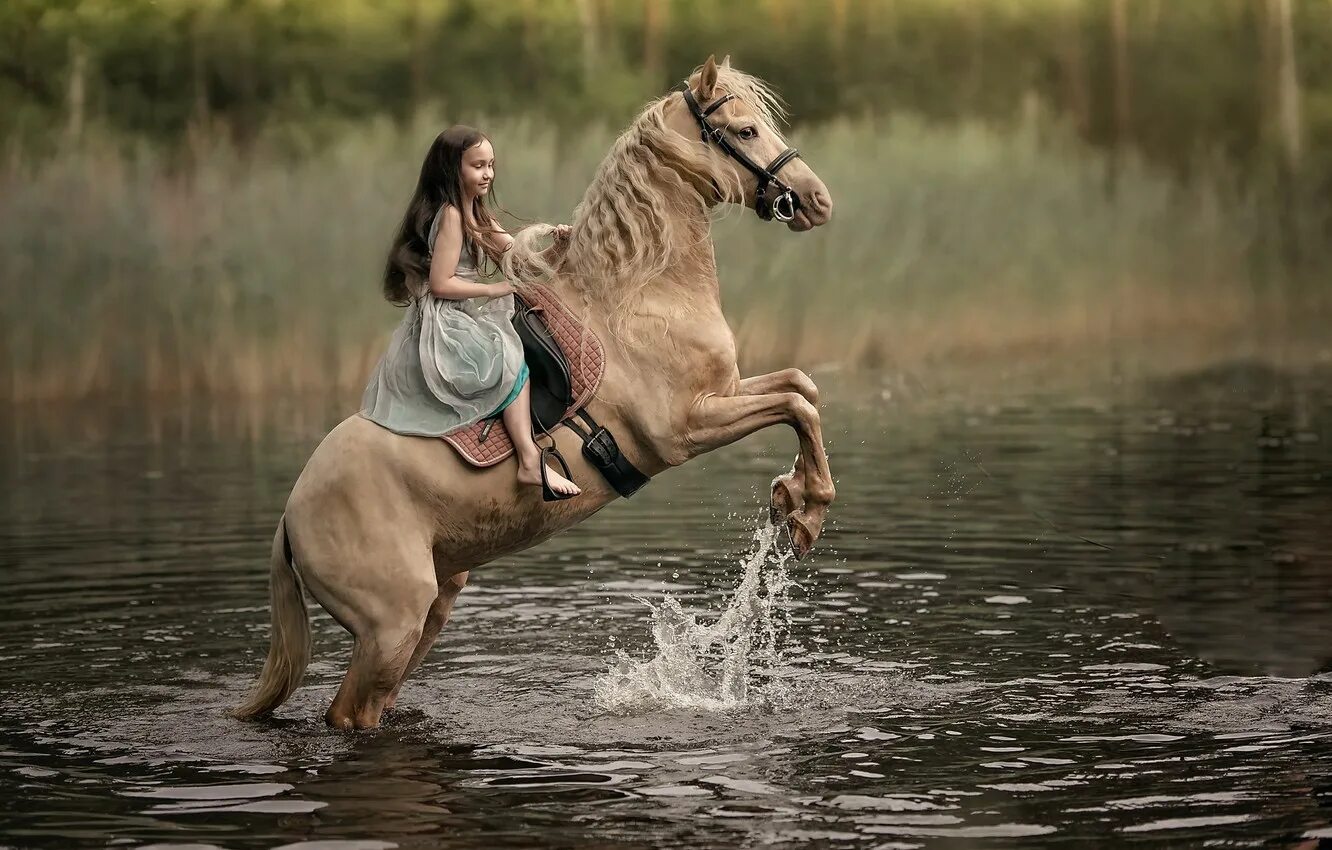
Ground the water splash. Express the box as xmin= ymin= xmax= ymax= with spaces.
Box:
xmin=592 ymin=515 xmax=801 ymax=712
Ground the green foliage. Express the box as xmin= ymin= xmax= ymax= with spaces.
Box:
xmin=2 ymin=110 xmax=1320 ymax=399
xmin=2 ymin=1 xmax=1328 ymax=399
xmin=4 ymin=0 xmax=1332 ymax=183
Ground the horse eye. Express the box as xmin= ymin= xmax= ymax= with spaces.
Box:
xmin=738 ymin=127 xmax=758 ymax=140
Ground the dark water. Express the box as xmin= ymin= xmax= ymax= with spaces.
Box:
xmin=2 ymin=359 xmax=1331 ymax=849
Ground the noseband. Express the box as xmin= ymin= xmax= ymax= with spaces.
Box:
xmin=675 ymin=83 xmax=802 ymax=223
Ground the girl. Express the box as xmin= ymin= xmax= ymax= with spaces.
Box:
xmin=361 ymin=125 xmax=581 ymax=499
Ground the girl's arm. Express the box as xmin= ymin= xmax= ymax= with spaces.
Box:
xmin=429 ymin=206 xmax=509 ymax=300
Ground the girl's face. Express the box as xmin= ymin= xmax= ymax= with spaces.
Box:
xmin=460 ymin=138 xmax=495 ymax=199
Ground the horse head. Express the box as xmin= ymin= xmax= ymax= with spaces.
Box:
xmin=668 ymin=54 xmax=833 ymax=232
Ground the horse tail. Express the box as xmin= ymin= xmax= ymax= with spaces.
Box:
xmin=230 ymin=513 xmax=311 ymax=720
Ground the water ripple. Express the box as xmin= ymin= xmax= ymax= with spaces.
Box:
xmin=3 ymin=365 xmax=1332 ymax=847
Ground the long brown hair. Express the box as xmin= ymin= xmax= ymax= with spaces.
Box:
xmin=382 ymin=125 xmax=505 ymax=305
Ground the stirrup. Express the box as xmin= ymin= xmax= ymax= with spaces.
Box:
xmin=538 ymin=444 xmax=577 ymax=502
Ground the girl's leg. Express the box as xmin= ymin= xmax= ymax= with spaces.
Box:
xmin=501 ymin=379 xmax=580 ymax=495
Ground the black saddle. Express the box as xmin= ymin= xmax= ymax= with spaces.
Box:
xmin=503 ymin=290 xmax=649 ymax=499
xmin=510 ymin=291 xmax=575 ymax=433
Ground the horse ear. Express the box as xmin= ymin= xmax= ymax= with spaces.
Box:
xmin=696 ymin=54 xmax=719 ymax=101
xmin=720 ymin=54 xmax=732 ymax=68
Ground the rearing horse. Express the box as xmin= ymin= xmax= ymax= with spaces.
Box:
xmin=232 ymin=56 xmax=836 ymax=730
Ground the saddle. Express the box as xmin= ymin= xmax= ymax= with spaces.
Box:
xmin=440 ymin=282 xmax=649 ymax=498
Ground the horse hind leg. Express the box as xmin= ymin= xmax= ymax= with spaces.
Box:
xmin=313 ymin=558 xmax=437 ymax=731
xmin=325 ymin=625 xmax=423 ymax=730
xmin=385 ymin=570 xmax=469 ymax=712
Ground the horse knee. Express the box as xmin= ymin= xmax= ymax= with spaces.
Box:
xmin=375 ymin=627 xmax=423 ymax=679
xmin=348 ymin=626 xmax=422 ymax=699
xmin=785 ymin=368 xmax=819 ymax=406
xmin=784 ymin=393 xmax=819 ymax=431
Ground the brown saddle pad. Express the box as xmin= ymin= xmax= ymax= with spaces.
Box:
xmin=441 ymin=282 xmax=605 ymax=467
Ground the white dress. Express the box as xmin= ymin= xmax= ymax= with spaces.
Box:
xmin=358 ymin=206 xmax=529 ymax=437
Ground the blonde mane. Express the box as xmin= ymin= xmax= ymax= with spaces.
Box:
xmin=505 ymin=65 xmax=789 ymax=347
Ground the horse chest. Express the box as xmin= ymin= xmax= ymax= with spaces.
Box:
xmin=667 ymin=313 xmax=739 ymax=392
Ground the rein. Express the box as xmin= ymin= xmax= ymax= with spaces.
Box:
xmin=674 ymin=83 xmax=802 ymax=223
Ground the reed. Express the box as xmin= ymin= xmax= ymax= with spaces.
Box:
xmin=2 ymin=111 xmax=1325 ymax=403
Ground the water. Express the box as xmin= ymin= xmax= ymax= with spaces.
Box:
xmin=593 ymin=517 xmax=800 ymax=712
xmin=2 ymin=358 xmax=1332 ymax=848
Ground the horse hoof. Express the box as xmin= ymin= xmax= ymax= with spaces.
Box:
xmin=769 ymin=474 xmax=802 ymax=524
xmin=785 ymin=511 xmax=820 ymax=560
xmin=324 ymin=711 xmax=354 ymax=731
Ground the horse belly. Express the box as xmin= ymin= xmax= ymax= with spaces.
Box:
xmin=429 ymin=485 xmax=615 ymax=571
xmin=286 ymin=414 xmax=616 ymax=578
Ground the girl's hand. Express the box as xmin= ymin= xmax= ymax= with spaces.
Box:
xmin=489 ymin=281 xmax=516 ymax=299
xmin=552 ymin=224 xmax=572 ymax=243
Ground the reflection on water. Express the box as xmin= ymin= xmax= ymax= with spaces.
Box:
xmin=2 ymin=359 xmax=1331 ymax=848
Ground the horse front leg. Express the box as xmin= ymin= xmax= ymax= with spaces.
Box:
xmin=683 ymin=386 xmax=835 ymax=559
xmin=737 ymin=368 xmax=821 ymax=523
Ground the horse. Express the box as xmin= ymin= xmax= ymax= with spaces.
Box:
xmin=231 ymin=55 xmax=836 ymax=730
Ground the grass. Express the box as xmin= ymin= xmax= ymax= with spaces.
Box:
xmin=1 ymin=110 xmax=1326 ymax=404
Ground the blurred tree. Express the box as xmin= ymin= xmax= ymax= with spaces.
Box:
xmin=576 ymin=0 xmax=601 ymax=92
xmin=644 ymin=0 xmax=667 ymax=87
xmin=1 ymin=0 xmax=1329 ymax=191
xmin=1269 ymin=0 xmax=1303 ymax=171
xmin=1055 ymin=0 xmax=1091 ymax=136
xmin=1107 ymin=0 xmax=1131 ymax=196
xmin=64 ymin=36 xmax=85 ymax=147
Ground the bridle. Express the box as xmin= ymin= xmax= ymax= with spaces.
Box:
xmin=674 ymin=82 xmax=802 ymax=223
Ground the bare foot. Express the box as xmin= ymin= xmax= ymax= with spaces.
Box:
xmin=517 ymin=456 xmax=581 ymax=496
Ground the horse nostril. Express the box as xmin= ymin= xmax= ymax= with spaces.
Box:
xmin=809 ymin=190 xmax=832 ymax=217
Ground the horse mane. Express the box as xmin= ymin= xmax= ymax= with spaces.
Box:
xmin=504 ymin=65 xmax=789 ymax=347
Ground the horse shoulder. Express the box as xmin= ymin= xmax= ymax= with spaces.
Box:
xmin=679 ymin=309 xmax=741 ymax=392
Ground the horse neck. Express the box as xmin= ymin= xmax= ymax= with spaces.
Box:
xmin=556 ymin=166 xmax=724 ymax=325
xmin=638 ymin=213 xmax=720 ymax=304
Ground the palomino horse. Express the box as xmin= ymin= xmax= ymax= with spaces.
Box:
xmin=232 ymin=56 xmax=836 ymax=730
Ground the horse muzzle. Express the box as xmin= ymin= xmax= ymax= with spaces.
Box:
xmin=757 ymin=183 xmax=801 ymax=223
